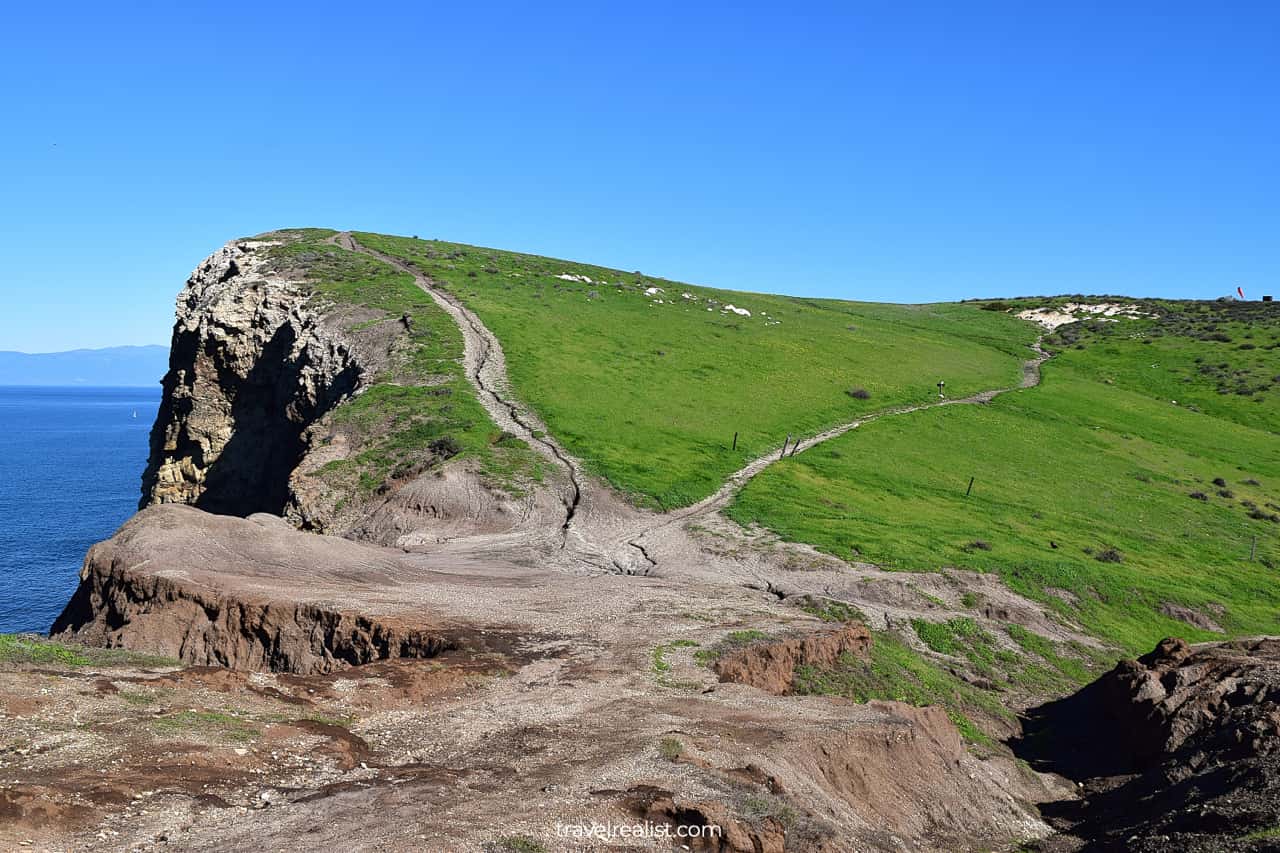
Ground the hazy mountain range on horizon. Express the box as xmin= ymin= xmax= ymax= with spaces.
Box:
xmin=0 ymin=345 xmax=168 ymax=387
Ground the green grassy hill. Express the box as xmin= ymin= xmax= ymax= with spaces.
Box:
xmin=252 ymin=229 xmax=545 ymax=498
xmin=730 ymin=301 xmax=1280 ymax=653
xmin=355 ymin=233 xmax=1037 ymax=508
xmin=257 ymin=229 xmax=1280 ymax=666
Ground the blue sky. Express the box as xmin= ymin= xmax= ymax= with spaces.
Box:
xmin=0 ymin=1 xmax=1276 ymax=352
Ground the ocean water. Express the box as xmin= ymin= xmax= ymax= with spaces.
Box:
xmin=0 ymin=387 xmax=159 ymax=633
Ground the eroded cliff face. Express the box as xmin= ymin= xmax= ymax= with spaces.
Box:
xmin=139 ymin=240 xmax=368 ymax=515
xmin=136 ymin=233 xmax=562 ymax=544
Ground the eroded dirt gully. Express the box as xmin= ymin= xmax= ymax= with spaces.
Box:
xmin=18 ymin=233 xmax=1094 ymax=851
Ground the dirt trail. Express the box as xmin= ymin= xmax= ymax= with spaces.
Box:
xmin=335 ymin=233 xmax=589 ymax=545
xmin=337 ymin=230 xmax=1052 ymax=577
xmin=627 ymin=339 xmax=1051 ymax=552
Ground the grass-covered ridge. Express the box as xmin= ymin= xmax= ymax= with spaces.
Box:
xmin=353 ymin=232 xmax=1037 ymax=509
xmin=730 ymin=300 xmax=1280 ymax=653
xmin=251 ymin=229 xmax=544 ymax=499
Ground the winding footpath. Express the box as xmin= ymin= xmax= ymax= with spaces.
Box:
xmin=626 ymin=338 xmax=1050 ymax=552
xmin=334 ymin=232 xmax=1052 ymax=574
xmin=336 ymin=232 xmax=588 ymax=543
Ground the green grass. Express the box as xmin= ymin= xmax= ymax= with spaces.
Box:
xmin=0 ymin=634 xmax=178 ymax=669
xmin=253 ymin=229 xmax=544 ymax=499
xmin=1043 ymin=298 xmax=1280 ymax=434
xmin=693 ymin=629 xmax=773 ymax=666
xmin=793 ymin=633 xmax=1011 ymax=745
xmin=150 ymin=710 xmax=260 ymax=743
xmin=652 ymin=639 xmax=699 ymax=674
xmin=740 ymin=792 xmax=801 ymax=829
xmin=908 ymin=616 xmax=1102 ymax=695
xmin=731 ymin=302 xmax=1280 ymax=654
xmin=353 ymin=232 xmax=1036 ymax=509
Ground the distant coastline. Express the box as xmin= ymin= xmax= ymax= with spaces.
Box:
xmin=0 ymin=345 xmax=168 ymax=387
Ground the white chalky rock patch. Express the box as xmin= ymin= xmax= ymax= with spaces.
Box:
xmin=556 ymin=273 xmax=594 ymax=283
xmin=1016 ymin=302 xmax=1153 ymax=330
xmin=644 ymin=286 xmax=664 ymax=296
xmin=724 ymin=304 xmax=752 ymax=317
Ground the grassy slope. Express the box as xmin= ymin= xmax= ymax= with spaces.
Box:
xmin=253 ymin=229 xmax=543 ymax=497
xmin=730 ymin=302 xmax=1280 ymax=654
xmin=355 ymin=233 xmax=1036 ymax=509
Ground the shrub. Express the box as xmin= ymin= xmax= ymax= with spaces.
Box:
xmin=1189 ymin=491 xmax=1209 ymax=501
xmin=1218 ymin=489 xmax=1235 ymax=499
xmin=966 ymin=539 xmax=992 ymax=552
xmin=429 ymin=435 xmax=463 ymax=458
xmin=1095 ymin=548 xmax=1124 ymax=563
xmin=797 ymin=597 xmax=863 ymax=623
xmin=490 ymin=838 xmax=546 ymax=853
xmin=658 ymin=737 xmax=683 ymax=761
xmin=1213 ymin=477 xmax=1228 ymax=487
xmin=846 ymin=387 xmax=872 ymax=400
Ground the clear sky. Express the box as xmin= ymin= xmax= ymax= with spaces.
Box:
xmin=1 ymin=1 xmax=1276 ymax=352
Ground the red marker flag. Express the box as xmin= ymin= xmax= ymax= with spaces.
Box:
xmin=1238 ymin=286 xmax=1246 ymax=299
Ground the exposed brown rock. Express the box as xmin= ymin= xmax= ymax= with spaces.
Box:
xmin=714 ymin=624 xmax=872 ymax=694
xmin=1018 ymin=636 xmax=1280 ymax=851
xmin=50 ymin=509 xmax=458 ymax=674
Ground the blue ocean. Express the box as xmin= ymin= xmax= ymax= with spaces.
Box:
xmin=0 ymin=387 xmax=159 ymax=633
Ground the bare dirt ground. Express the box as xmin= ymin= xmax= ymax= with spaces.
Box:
xmin=3 ymin=236 xmax=1093 ymax=851
xmin=4 ymin=508 xmax=1074 ymax=851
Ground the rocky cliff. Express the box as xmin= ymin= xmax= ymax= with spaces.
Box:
xmin=136 ymin=230 xmax=564 ymax=544
xmin=140 ymin=237 xmax=375 ymax=515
